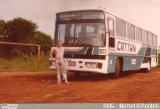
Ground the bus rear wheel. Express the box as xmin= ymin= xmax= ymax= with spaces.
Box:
xmin=143 ymin=61 xmax=151 ymax=73
xmin=140 ymin=61 xmax=151 ymax=73
xmin=112 ymin=58 xmax=121 ymax=79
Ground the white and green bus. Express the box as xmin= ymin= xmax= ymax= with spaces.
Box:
xmin=50 ymin=9 xmax=158 ymax=78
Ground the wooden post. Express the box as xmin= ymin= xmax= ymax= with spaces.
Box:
xmin=37 ymin=45 xmax=41 ymax=69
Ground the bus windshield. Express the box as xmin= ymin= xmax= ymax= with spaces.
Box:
xmin=57 ymin=23 xmax=106 ymax=47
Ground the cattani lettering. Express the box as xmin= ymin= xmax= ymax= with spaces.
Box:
xmin=117 ymin=41 xmax=136 ymax=53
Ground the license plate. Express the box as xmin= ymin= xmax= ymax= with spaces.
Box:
xmin=68 ymin=61 xmax=76 ymax=66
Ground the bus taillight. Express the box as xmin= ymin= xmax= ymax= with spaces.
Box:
xmin=97 ymin=63 xmax=103 ymax=69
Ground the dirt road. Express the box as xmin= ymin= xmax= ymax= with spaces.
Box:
xmin=0 ymin=69 xmax=160 ymax=103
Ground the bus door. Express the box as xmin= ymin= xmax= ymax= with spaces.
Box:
xmin=107 ymin=18 xmax=115 ymax=49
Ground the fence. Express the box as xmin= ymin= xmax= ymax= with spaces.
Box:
xmin=0 ymin=41 xmax=41 ymax=68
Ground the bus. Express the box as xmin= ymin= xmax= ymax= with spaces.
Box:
xmin=50 ymin=9 xmax=158 ymax=78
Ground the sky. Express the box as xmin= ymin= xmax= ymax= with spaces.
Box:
xmin=0 ymin=0 xmax=160 ymax=45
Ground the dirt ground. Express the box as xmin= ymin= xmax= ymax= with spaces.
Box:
xmin=0 ymin=68 xmax=160 ymax=103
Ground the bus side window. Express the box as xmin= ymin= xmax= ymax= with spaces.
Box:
xmin=108 ymin=18 xmax=115 ymax=48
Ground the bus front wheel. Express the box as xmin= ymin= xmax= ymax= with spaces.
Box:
xmin=112 ymin=58 xmax=121 ymax=79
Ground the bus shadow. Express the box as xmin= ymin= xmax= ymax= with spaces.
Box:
xmin=21 ymin=73 xmax=110 ymax=83
xmin=68 ymin=72 xmax=112 ymax=82
xmin=120 ymin=70 xmax=142 ymax=77
xmin=16 ymin=70 xmax=143 ymax=83
xmin=68 ymin=70 xmax=142 ymax=82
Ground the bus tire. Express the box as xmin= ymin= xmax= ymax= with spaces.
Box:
xmin=112 ymin=58 xmax=121 ymax=79
xmin=140 ymin=61 xmax=151 ymax=73
xmin=144 ymin=61 xmax=151 ymax=73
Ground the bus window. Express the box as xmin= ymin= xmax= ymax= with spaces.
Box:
xmin=142 ymin=30 xmax=148 ymax=44
xmin=136 ymin=27 xmax=142 ymax=42
xmin=116 ymin=18 xmax=126 ymax=38
xmin=108 ymin=19 xmax=114 ymax=37
xmin=108 ymin=18 xmax=115 ymax=48
xmin=153 ymin=35 xmax=157 ymax=47
xmin=148 ymin=32 xmax=153 ymax=46
xmin=58 ymin=24 xmax=75 ymax=46
xmin=127 ymin=23 xmax=135 ymax=40
xmin=75 ymin=23 xmax=106 ymax=47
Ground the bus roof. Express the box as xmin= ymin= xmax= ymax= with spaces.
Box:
xmin=56 ymin=8 xmax=157 ymax=37
xmin=56 ymin=9 xmax=105 ymax=14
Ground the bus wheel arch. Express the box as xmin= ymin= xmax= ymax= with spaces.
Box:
xmin=141 ymin=58 xmax=151 ymax=73
xmin=147 ymin=58 xmax=151 ymax=72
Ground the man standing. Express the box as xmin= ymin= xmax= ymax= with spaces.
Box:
xmin=50 ymin=40 xmax=69 ymax=84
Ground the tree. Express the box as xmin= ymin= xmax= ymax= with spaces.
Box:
xmin=0 ymin=20 xmax=5 ymax=35
xmin=0 ymin=20 xmax=6 ymax=56
xmin=34 ymin=31 xmax=53 ymax=54
xmin=1 ymin=17 xmax=53 ymax=57
xmin=3 ymin=17 xmax=37 ymax=57
xmin=5 ymin=17 xmax=37 ymax=43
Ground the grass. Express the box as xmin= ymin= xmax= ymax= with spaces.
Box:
xmin=0 ymin=55 xmax=160 ymax=72
xmin=0 ymin=55 xmax=52 ymax=72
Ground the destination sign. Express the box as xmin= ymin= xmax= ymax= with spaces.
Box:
xmin=57 ymin=12 xmax=77 ymax=21
xmin=57 ymin=11 xmax=105 ymax=21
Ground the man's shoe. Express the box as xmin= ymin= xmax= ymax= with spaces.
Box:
xmin=57 ymin=82 xmax=61 ymax=84
xmin=65 ymin=81 xmax=69 ymax=84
